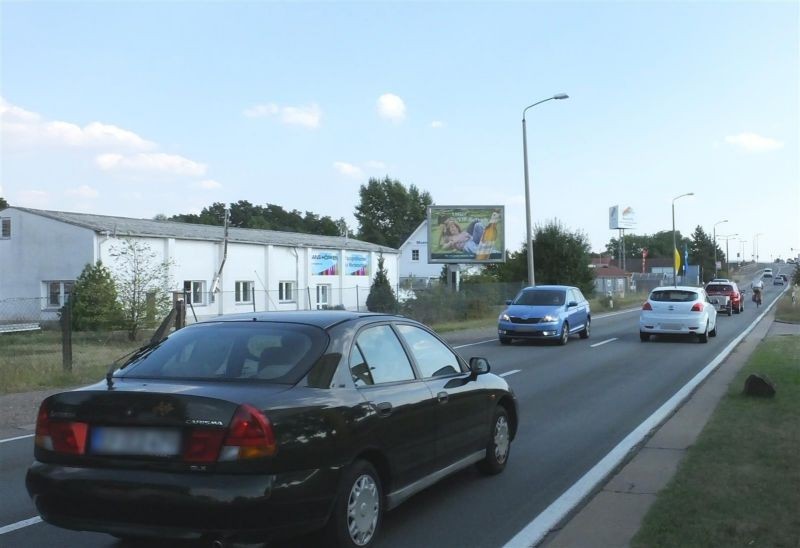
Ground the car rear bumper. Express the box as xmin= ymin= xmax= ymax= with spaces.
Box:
xmin=26 ymin=460 xmax=338 ymax=541
xmin=639 ymin=314 xmax=709 ymax=335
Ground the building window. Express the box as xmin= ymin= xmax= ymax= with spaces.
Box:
xmin=316 ymin=284 xmax=331 ymax=309
xmin=279 ymin=281 xmax=295 ymax=303
xmin=411 ymin=249 xmax=419 ymax=261
xmin=1 ymin=218 xmax=10 ymax=239
xmin=235 ymin=281 xmax=254 ymax=303
xmin=183 ymin=280 xmax=206 ymax=305
xmin=44 ymin=281 xmax=74 ymax=308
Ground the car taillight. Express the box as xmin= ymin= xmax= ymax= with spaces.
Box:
xmin=691 ymin=302 xmax=703 ymax=312
xmin=642 ymin=302 xmax=653 ymax=311
xmin=183 ymin=429 xmax=227 ymax=463
xmin=35 ymin=402 xmax=88 ymax=455
xmin=218 ymin=404 xmax=277 ymax=461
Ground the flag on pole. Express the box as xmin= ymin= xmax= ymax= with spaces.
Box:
xmin=683 ymin=244 xmax=689 ymax=274
xmin=674 ymin=247 xmax=681 ymax=274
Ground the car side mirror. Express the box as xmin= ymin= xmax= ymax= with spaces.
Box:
xmin=469 ymin=357 xmax=490 ymax=377
xmin=567 ymin=301 xmax=578 ymax=308
xmin=505 ymin=300 xmax=512 ymax=305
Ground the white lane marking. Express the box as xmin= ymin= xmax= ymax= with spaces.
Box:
xmin=453 ymin=340 xmax=497 ymax=349
xmin=0 ymin=434 xmax=34 ymax=444
xmin=589 ymin=338 xmax=618 ymax=348
xmin=502 ymin=290 xmax=783 ymax=548
xmin=0 ymin=516 xmax=42 ymax=535
xmin=499 ymin=370 xmax=521 ymax=377
xmin=594 ymin=307 xmax=639 ymax=319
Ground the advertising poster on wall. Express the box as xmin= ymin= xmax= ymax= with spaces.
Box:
xmin=345 ymin=252 xmax=369 ymax=276
xmin=311 ymin=251 xmax=339 ymax=276
xmin=427 ymin=205 xmax=505 ymax=264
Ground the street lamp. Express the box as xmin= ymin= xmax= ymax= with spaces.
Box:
xmin=522 ymin=93 xmax=569 ymax=287
xmin=672 ymin=193 xmax=694 ymax=285
xmin=713 ymin=219 xmax=728 ymax=278
xmin=718 ymin=233 xmax=738 ymax=275
xmin=739 ymin=239 xmax=748 ymax=266
xmin=754 ymin=233 xmax=764 ymax=263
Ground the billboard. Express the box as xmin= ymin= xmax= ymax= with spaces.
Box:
xmin=427 ymin=206 xmax=505 ymax=264
xmin=344 ymin=252 xmax=369 ymax=276
xmin=609 ymin=205 xmax=636 ymax=229
xmin=311 ymin=251 xmax=339 ymax=276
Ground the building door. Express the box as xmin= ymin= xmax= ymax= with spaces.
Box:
xmin=316 ymin=284 xmax=331 ymax=309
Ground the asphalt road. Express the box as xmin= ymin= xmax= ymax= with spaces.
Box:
xmin=0 ymin=271 xmax=791 ymax=548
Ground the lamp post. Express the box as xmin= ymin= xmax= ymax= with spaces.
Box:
xmin=522 ymin=93 xmax=569 ymax=287
xmin=718 ymin=233 xmax=738 ymax=275
xmin=672 ymin=192 xmax=694 ymax=286
xmin=754 ymin=233 xmax=764 ymax=264
xmin=713 ymin=219 xmax=729 ymax=278
xmin=738 ymin=239 xmax=748 ymax=266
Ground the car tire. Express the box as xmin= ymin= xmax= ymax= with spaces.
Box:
xmin=324 ymin=459 xmax=383 ymax=548
xmin=499 ymin=336 xmax=512 ymax=345
xmin=727 ymin=305 xmax=733 ymax=317
xmin=698 ymin=322 xmax=709 ymax=343
xmin=579 ymin=318 xmax=590 ymax=339
xmin=710 ymin=322 xmax=717 ymax=337
xmin=558 ymin=323 xmax=569 ymax=346
xmin=477 ymin=406 xmax=511 ymax=476
xmin=640 ymin=332 xmax=650 ymax=342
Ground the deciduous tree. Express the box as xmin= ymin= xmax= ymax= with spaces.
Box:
xmin=109 ymin=238 xmax=173 ymax=340
xmin=355 ymin=176 xmax=432 ymax=248
xmin=70 ymin=262 xmax=124 ymax=331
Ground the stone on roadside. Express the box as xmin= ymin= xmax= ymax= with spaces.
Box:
xmin=743 ymin=373 xmax=776 ymax=398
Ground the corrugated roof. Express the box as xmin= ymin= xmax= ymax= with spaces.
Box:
xmin=13 ymin=207 xmax=397 ymax=253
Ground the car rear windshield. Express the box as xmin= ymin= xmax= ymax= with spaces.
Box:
xmin=118 ymin=321 xmax=328 ymax=384
xmin=706 ymin=284 xmax=733 ymax=292
xmin=514 ymin=289 xmax=566 ymax=306
xmin=649 ymin=290 xmax=698 ymax=302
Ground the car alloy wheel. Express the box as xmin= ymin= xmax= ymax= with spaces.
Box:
xmin=327 ymin=460 xmax=382 ymax=548
xmin=559 ymin=323 xmax=569 ymax=346
xmin=579 ymin=319 xmax=590 ymax=339
xmin=347 ymin=474 xmax=380 ymax=546
xmin=477 ymin=407 xmax=511 ymax=475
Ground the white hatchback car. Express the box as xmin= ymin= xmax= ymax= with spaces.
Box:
xmin=639 ymin=286 xmax=718 ymax=343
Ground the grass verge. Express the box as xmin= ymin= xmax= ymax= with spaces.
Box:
xmin=775 ymin=290 xmax=800 ymax=324
xmin=0 ymin=330 xmax=147 ymax=394
xmin=631 ymin=335 xmax=800 ymax=547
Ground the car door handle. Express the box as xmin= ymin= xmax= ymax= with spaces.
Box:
xmin=437 ymin=391 xmax=449 ymax=404
xmin=375 ymin=402 xmax=393 ymax=417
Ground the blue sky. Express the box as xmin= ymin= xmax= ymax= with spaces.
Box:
xmin=2 ymin=1 xmax=798 ymax=261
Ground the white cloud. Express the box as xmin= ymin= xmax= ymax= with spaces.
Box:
xmin=243 ymin=103 xmax=279 ymax=118
xmin=96 ymin=152 xmax=207 ymax=176
xmin=244 ymin=102 xmax=322 ymax=129
xmin=377 ymin=93 xmax=406 ymax=122
xmin=333 ymin=161 xmax=364 ymax=179
xmin=1 ymin=97 xmax=154 ymax=150
xmin=430 ymin=120 xmax=445 ymax=129
xmin=65 ymin=185 xmax=99 ymax=199
xmin=364 ymin=160 xmax=387 ymax=170
xmin=724 ymin=132 xmax=784 ymax=152
xmin=195 ymin=179 xmax=223 ymax=190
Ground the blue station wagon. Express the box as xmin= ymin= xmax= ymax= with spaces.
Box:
xmin=497 ymin=285 xmax=591 ymax=345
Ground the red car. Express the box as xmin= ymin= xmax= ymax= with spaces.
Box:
xmin=705 ymin=281 xmax=743 ymax=315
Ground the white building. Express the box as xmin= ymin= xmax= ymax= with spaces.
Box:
xmin=397 ymin=221 xmax=443 ymax=286
xmin=0 ymin=207 xmax=398 ymax=322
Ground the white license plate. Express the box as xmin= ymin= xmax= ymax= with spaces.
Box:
xmin=90 ymin=427 xmax=181 ymax=456
xmin=661 ymin=323 xmax=682 ymax=330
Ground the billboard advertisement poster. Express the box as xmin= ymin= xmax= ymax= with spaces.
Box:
xmin=427 ymin=205 xmax=505 ymax=264
xmin=311 ymin=251 xmax=339 ymax=276
xmin=345 ymin=252 xmax=369 ymax=276
xmin=608 ymin=205 xmax=637 ymax=229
